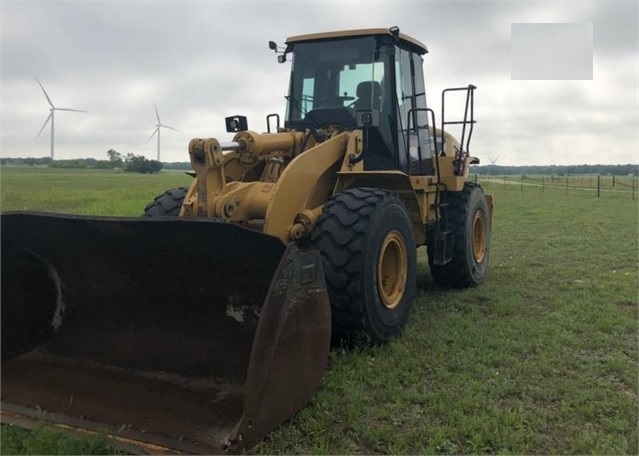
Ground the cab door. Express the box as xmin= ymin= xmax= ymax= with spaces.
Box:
xmin=395 ymin=48 xmax=434 ymax=175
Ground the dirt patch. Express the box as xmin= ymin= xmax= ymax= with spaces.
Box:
xmin=616 ymin=301 xmax=638 ymax=315
xmin=473 ymin=295 xmax=492 ymax=305
xmin=615 ymin=381 xmax=637 ymax=398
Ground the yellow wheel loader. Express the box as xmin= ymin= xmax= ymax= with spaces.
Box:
xmin=1 ymin=27 xmax=493 ymax=454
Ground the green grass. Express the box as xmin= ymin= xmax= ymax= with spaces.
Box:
xmin=0 ymin=167 xmax=192 ymax=215
xmin=1 ymin=167 xmax=637 ymax=455
xmin=0 ymin=426 xmax=120 ymax=455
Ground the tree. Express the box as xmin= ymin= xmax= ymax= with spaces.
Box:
xmin=95 ymin=160 xmax=113 ymax=169
xmin=106 ymin=149 xmax=123 ymax=168
xmin=124 ymin=153 xmax=163 ymax=174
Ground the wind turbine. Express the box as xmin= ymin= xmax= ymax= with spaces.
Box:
xmin=147 ymin=100 xmax=180 ymax=162
xmin=35 ymin=76 xmax=88 ymax=160
xmin=488 ymin=155 xmax=500 ymax=165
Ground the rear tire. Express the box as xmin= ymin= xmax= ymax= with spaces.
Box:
xmin=143 ymin=187 xmax=188 ymax=217
xmin=428 ymin=183 xmax=491 ymax=287
xmin=310 ymin=187 xmax=416 ymax=344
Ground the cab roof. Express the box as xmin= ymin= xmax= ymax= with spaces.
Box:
xmin=286 ymin=28 xmax=428 ymax=55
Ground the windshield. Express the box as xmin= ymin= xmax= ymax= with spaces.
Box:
xmin=285 ymin=36 xmax=388 ymax=129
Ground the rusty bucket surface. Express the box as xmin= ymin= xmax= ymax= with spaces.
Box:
xmin=1 ymin=212 xmax=331 ymax=454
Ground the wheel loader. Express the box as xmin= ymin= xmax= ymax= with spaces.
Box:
xmin=1 ymin=27 xmax=493 ymax=454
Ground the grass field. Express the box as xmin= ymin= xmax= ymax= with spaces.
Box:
xmin=1 ymin=167 xmax=637 ymax=455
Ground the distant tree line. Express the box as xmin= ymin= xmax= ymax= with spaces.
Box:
xmin=162 ymin=162 xmax=192 ymax=170
xmin=1 ymin=156 xmax=53 ymax=167
xmin=471 ymin=163 xmax=638 ymax=176
xmin=51 ymin=159 xmax=114 ymax=169
xmin=2 ymin=156 xmax=635 ymax=176
xmin=0 ymin=150 xmax=164 ymax=174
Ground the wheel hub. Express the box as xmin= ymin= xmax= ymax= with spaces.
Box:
xmin=472 ymin=211 xmax=487 ymax=263
xmin=377 ymin=230 xmax=408 ymax=310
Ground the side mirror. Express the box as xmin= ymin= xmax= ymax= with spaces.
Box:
xmin=268 ymin=41 xmax=277 ymax=51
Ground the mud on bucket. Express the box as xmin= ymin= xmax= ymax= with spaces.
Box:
xmin=0 ymin=212 xmax=330 ymax=454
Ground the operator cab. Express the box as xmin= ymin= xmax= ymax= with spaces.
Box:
xmin=282 ymin=27 xmax=434 ymax=174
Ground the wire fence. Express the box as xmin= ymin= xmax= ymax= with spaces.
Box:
xmin=474 ymin=174 xmax=638 ymax=200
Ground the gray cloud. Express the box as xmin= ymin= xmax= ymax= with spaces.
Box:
xmin=511 ymin=23 xmax=593 ymax=80
xmin=1 ymin=0 xmax=637 ymax=165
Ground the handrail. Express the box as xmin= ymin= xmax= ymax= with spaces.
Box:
xmin=441 ymin=85 xmax=477 ymax=176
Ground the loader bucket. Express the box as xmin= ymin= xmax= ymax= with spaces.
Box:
xmin=0 ymin=212 xmax=331 ymax=454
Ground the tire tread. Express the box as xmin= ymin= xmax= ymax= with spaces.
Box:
xmin=428 ymin=182 xmax=489 ymax=288
xmin=311 ymin=187 xmax=408 ymax=341
xmin=143 ymin=187 xmax=188 ymax=217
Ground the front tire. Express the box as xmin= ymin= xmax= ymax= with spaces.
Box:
xmin=143 ymin=187 xmax=188 ymax=217
xmin=428 ymin=183 xmax=491 ymax=287
xmin=310 ymin=187 xmax=416 ymax=344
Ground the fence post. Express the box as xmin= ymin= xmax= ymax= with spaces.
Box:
xmin=633 ymin=177 xmax=636 ymax=201
xmin=612 ymin=175 xmax=616 ymax=188
xmin=597 ymin=175 xmax=600 ymax=198
xmin=521 ymin=174 xmax=524 ymax=191
xmin=542 ymin=177 xmax=545 ymax=193
xmin=566 ymin=176 xmax=569 ymax=193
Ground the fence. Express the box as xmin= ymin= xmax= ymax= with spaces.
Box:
xmin=474 ymin=174 xmax=638 ymax=200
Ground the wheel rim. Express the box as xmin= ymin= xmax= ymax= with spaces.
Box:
xmin=472 ymin=211 xmax=487 ymax=263
xmin=377 ymin=230 xmax=408 ymax=310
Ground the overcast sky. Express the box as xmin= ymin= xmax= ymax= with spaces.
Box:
xmin=1 ymin=0 xmax=637 ymax=166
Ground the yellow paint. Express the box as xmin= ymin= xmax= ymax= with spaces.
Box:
xmin=264 ymin=132 xmax=349 ymax=242
xmin=286 ymin=28 xmax=428 ymax=54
